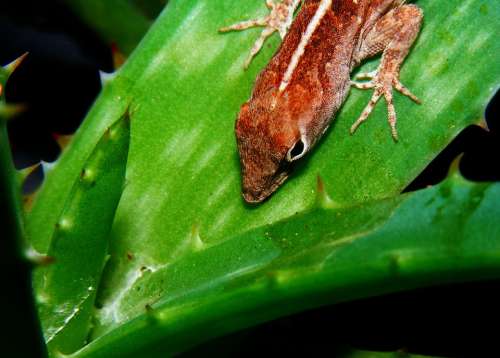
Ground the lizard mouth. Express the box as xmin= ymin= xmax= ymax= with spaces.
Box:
xmin=242 ymin=163 xmax=292 ymax=204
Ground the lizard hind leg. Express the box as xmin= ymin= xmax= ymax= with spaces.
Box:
xmin=219 ymin=0 xmax=301 ymax=69
xmin=350 ymin=4 xmax=423 ymax=141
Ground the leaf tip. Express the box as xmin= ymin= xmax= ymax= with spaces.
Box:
xmin=315 ymin=175 xmax=338 ymax=209
xmin=4 ymin=52 xmax=29 ymax=77
xmin=189 ymin=223 xmax=205 ymax=251
xmin=24 ymin=246 xmax=54 ymax=267
xmin=478 ymin=118 xmax=490 ymax=132
xmin=52 ymin=133 xmax=73 ymax=150
xmin=18 ymin=162 xmax=41 ymax=185
xmin=447 ymin=153 xmax=464 ymax=180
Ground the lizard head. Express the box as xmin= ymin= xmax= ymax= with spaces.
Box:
xmin=235 ymin=99 xmax=311 ymax=203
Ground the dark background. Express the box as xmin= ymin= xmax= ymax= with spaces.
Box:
xmin=1 ymin=1 xmax=498 ymax=357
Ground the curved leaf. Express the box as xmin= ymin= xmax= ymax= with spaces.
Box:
xmin=95 ymin=0 xmax=499 ymax=334
xmin=33 ymin=114 xmax=130 ymax=354
xmin=25 ymin=0 xmax=500 ymax=355
xmin=75 ymin=175 xmax=500 ymax=357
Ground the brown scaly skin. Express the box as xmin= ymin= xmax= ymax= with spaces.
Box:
xmin=227 ymin=0 xmax=423 ymax=203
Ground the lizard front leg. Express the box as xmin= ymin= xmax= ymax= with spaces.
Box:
xmin=219 ymin=0 xmax=301 ymax=68
xmin=350 ymin=4 xmax=423 ymax=141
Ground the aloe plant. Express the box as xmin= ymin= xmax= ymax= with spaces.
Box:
xmin=4 ymin=0 xmax=498 ymax=356
xmin=1 ymin=56 xmax=46 ymax=357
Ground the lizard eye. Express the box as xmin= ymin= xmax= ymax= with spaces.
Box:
xmin=286 ymin=138 xmax=307 ymax=162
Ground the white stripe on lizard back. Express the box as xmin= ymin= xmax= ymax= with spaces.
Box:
xmin=279 ymin=0 xmax=333 ymax=93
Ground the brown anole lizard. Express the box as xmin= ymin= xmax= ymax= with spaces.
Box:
xmin=220 ymin=0 xmax=423 ymax=203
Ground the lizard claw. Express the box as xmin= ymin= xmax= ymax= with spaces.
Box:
xmin=394 ymin=79 xmax=421 ymax=104
xmin=219 ymin=0 xmax=300 ymax=68
xmin=350 ymin=68 xmax=420 ymax=141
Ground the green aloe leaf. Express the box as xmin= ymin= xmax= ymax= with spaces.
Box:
xmin=33 ymin=113 xmax=130 ymax=354
xmin=76 ymin=174 xmax=500 ymax=357
xmin=25 ymin=0 xmax=499 ymax=355
xmin=2 ymin=57 xmax=46 ymax=357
